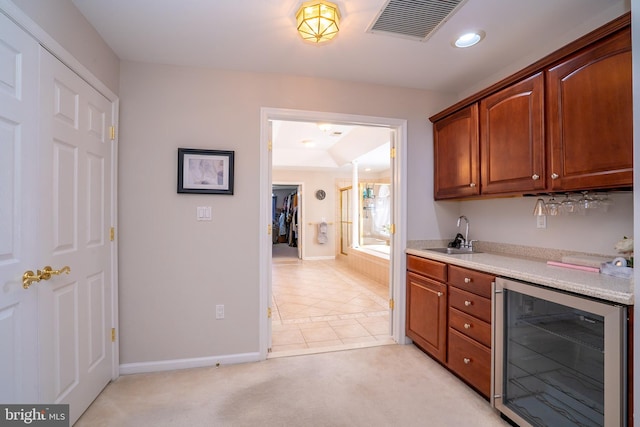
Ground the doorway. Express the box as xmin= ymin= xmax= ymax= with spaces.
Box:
xmin=259 ymin=108 xmax=408 ymax=358
xmin=272 ymin=184 xmax=302 ymax=261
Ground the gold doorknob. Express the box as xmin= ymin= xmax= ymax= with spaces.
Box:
xmin=22 ymin=265 xmax=71 ymax=289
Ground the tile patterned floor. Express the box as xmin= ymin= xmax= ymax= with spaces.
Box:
xmin=271 ymin=253 xmax=393 ymax=355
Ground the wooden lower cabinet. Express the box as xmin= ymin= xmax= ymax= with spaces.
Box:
xmin=406 ymin=255 xmax=494 ymax=399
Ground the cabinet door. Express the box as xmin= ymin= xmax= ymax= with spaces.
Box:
xmin=547 ymin=27 xmax=632 ymax=191
xmin=406 ymin=272 xmax=447 ymax=363
xmin=480 ymin=73 xmax=545 ymax=194
xmin=433 ymin=104 xmax=479 ymax=199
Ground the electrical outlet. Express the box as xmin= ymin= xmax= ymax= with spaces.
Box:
xmin=216 ymin=304 xmax=224 ymax=319
xmin=536 ymin=215 xmax=547 ymax=229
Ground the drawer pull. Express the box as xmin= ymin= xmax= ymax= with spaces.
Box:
xmin=551 ymin=173 xmax=559 ymax=179
xmin=463 ymin=358 xmax=471 ymax=365
xmin=464 ymin=277 xmax=472 ymax=283
xmin=469 ymin=182 xmax=476 ymax=188
xmin=464 ymin=323 xmax=471 ymax=329
xmin=532 ymin=174 xmax=540 ymax=180
xmin=464 ymin=300 xmax=472 ymax=307
xmin=437 ymin=291 xmax=443 ymax=297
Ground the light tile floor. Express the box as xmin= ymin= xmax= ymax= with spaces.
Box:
xmin=271 ymin=248 xmax=393 ymax=355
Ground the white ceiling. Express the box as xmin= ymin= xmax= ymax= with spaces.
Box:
xmin=71 ymin=0 xmax=629 ymax=171
xmin=272 ymin=120 xmax=391 ymax=172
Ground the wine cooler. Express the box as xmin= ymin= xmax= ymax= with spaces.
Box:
xmin=493 ymin=277 xmax=627 ymax=426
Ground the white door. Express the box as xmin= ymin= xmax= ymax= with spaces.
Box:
xmin=37 ymin=48 xmax=115 ymax=424
xmin=0 ymin=11 xmax=40 ymax=404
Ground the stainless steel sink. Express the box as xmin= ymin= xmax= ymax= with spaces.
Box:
xmin=424 ymin=247 xmax=482 ymax=255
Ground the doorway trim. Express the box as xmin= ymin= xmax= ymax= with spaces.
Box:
xmin=259 ymin=107 xmax=408 ymax=359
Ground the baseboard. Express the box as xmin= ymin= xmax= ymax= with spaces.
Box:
xmin=119 ymin=352 xmax=261 ymax=375
xmin=303 ymin=256 xmax=336 ymax=261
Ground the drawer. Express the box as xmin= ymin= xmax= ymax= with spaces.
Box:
xmin=448 ymin=265 xmax=494 ymax=298
xmin=407 ymin=255 xmax=447 ymax=282
xmin=449 ymin=307 xmax=491 ymax=347
xmin=448 ymin=328 xmax=491 ymax=398
xmin=449 ymin=286 xmax=491 ymax=323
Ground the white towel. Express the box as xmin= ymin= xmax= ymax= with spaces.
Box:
xmin=317 ymin=221 xmax=328 ymax=244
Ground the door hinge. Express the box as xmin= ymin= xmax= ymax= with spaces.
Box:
xmin=111 ymin=328 xmax=116 ymax=342
xmin=389 ymin=224 xmax=396 ymax=234
xmin=268 ymin=224 xmax=272 ymax=236
xmin=109 ymin=126 xmax=116 ymax=140
xmin=268 ymin=347 xmax=272 ymax=353
xmin=390 ymin=147 xmax=396 ymax=159
xmin=110 ymin=227 xmax=115 ymax=241
xmin=267 ymin=307 xmax=272 ymax=318
xmin=389 ymin=299 xmax=395 ymax=310
xmin=268 ymin=140 xmax=272 ymax=151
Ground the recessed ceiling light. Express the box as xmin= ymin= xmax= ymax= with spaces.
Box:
xmin=301 ymin=139 xmax=316 ymax=147
xmin=453 ymin=30 xmax=485 ymax=48
xmin=317 ymin=123 xmax=332 ymax=132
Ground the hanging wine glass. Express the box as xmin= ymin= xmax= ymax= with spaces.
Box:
xmin=560 ymin=193 xmax=578 ymax=215
xmin=546 ymin=195 xmax=560 ymax=216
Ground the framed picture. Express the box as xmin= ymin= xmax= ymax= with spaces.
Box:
xmin=177 ymin=148 xmax=235 ymax=195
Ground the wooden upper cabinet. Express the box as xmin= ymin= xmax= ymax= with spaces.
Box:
xmin=480 ymin=72 xmax=545 ymax=195
xmin=433 ymin=104 xmax=479 ymax=200
xmin=547 ymin=27 xmax=632 ymax=191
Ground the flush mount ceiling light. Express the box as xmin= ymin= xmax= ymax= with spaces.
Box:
xmin=453 ymin=30 xmax=485 ymax=48
xmin=296 ymin=0 xmax=341 ymax=44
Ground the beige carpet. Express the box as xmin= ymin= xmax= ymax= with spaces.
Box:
xmin=76 ymin=345 xmax=509 ymax=426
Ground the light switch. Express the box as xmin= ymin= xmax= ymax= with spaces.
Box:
xmin=197 ymin=206 xmax=212 ymax=221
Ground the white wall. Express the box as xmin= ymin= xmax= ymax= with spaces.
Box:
xmin=118 ymin=61 xmax=452 ymax=364
xmin=273 ymin=170 xmax=339 ymax=259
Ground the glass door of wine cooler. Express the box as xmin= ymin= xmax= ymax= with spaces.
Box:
xmin=493 ymin=278 xmax=626 ymax=427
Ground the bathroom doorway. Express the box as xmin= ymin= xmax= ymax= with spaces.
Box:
xmin=259 ymin=108 xmax=408 ymax=358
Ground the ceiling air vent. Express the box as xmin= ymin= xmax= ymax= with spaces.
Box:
xmin=367 ymin=0 xmax=467 ymax=41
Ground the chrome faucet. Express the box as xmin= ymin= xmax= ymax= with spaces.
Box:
xmin=457 ymin=215 xmax=470 ymax=247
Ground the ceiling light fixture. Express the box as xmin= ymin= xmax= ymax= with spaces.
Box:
xmin=296 ymin=1 xmax=341 ymax=44
xmin=317 ymin=123 xmax=332 ymax=132
xmin=301 ymin=139 xmax=316 ymax=147
xmin=453 ymin=30 xmax=485 ymax=48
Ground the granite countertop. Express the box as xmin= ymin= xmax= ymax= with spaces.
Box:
xmin=406 ymin=241 xmax=634 ymax=305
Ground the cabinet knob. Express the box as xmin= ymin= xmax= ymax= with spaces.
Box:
xmin=532 ymin=174 xmax=540 ymax=180
xmin=464 ymin=323 xmax=471 ymax=329
xmin=437 ymin=291 xmax=443 ymax=297
xmin=464 ymin=300 xmax=472 ymax=307
xmin=551 ymin=173 xmax=559 ymax=179
xmin=469 ymin=183 xmax=476 ymax=188
xmin=463 ymin=358 xmax=471 ymax=365
xmin=464 ymin=277 xmax=472 ymax=283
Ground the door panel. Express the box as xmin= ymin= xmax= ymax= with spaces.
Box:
xmin=0 ymin=11 xmax=40 ymax=404
xmin=39 ymin=47 xmax=114 ymax=424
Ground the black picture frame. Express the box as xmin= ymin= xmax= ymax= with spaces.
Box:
xmin=177 ymin=148 xmax=234 ymax=195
